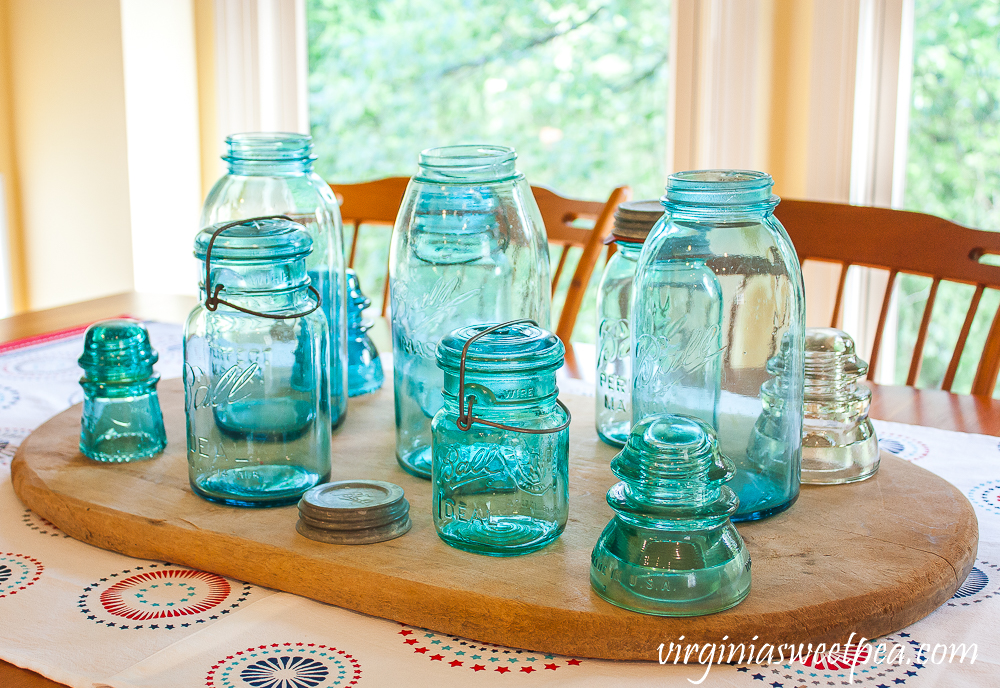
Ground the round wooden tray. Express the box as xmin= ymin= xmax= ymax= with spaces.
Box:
xmin=11 ymin=377 xmax=977 ymax=660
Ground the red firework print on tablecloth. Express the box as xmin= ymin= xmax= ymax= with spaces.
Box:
xmin=78 ymin=563 xmax=254 ymax=630
xmin=0 ymin=552 xmax=44 ymax=599
xmin=205 ymin=643 xmax=362 ymax=688
xmin=799 ymin=643 xmax=871 ymax=670
xmin=100 ymin=568 xmax=231 ymax=620
xmin=398 ymin=625 xmax=583 ymax=674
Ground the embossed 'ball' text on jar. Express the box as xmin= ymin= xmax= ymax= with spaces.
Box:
xmin=389 ymin=145 xmax=551 ymax=479
xmin=431 ymin=321 xmax=569 ymax=556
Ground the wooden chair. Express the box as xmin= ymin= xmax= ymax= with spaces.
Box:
xmin=330 ymin=177 xmax=410 ymax=316
xmin=774 ymin=200 xmax=1000 ymax=395
xmin=532 ymin=184 xmax=632 ymax=376
xmin=533 ymin=184 xmax=632 ymax=344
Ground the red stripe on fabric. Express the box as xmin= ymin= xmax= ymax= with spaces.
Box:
xmin=0 ymin=314 xmax=134 ymax=354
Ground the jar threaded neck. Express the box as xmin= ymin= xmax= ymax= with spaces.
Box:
xmin=416 ymin=145 xmax=518 ymax=183
xmin=223 ymin=133 xmax=315 ymax=173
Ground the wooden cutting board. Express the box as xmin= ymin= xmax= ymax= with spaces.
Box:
xmin=11 ymin=377 xmax=977 ymax=660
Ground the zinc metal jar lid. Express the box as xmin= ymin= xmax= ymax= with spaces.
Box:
xmin=612 ymin=200 xmax=664 ymax=243
xmin=296 ymin=480 xmax=411 ymax=545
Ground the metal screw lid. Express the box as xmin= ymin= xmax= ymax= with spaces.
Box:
xmin=612 ymin=199 xmax=664 ymax=243
xmin=296 ymin=480 xmax=411 ymax=545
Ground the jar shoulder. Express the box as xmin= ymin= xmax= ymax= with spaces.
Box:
xmin=201 ymin=172 xmax=340 ymax=223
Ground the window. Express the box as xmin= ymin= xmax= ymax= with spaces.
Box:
xmin=891 ymin=0 xmax=1000 ymax=392
xmin=306 ymin=0 xmax=670 ymax=342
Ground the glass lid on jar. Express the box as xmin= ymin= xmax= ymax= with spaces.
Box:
xmin=194 ymin=217 xmax=314 ymax=262
xmin=436 ymin=321 xmax=564 ymax=375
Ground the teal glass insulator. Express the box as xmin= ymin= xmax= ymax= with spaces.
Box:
xmin=632 ymin=170 xmax=805 ymax=521
xmin=390 ymin=145 xmax=551 ymax=479
xmin=78 ymin=319 xmax=167 ymax=462
xmin=595 ymin=200 xmax=663 ymax=447
xmin=183 ymin=217 xmax=332 ymax=508
xmin=346 ymin=268 xmax=383 ymax=397
xmin=431 ymin=321 xmax=568 ymax=556
xmin=591 ymin=414 xmax=751 ymax=616
xmin=200 ymin=133 xmax=348 ymax=428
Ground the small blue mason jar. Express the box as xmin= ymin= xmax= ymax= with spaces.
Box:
xmin=431 ymin=321 xmax=569 ymax=556
xmin=78 ymin=319 xmax=167 ymax=462
xmin=631 ymin=170 xmax=805 ymax=521
xmin=183 ymin=217 xmax=332 ymax=507
xmin=390 ymin=145 xmax=551 ymax=480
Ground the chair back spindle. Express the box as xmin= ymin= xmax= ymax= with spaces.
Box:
xmin=775 ymin=199 xmax=1000 ymax=394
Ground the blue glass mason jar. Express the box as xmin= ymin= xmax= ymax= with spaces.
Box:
xmin=200 ymin=133 xmax=347 ymax=428
xmin=595 ymin=200 xmax=663 ymax=447
xmin=390 ymin=145 xmax=551 ymax=479
xmin=183 ymin=218 xmax=332 ymax=507
xmin=632 ymin=171 xmax=805 ymax=521
xmin=431 ymin=321 xmax=569 ymax=556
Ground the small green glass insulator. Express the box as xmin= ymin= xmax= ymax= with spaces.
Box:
xmin=591 ymin=413 xmax=751 ymax=616
xmin=78 ymin=319 xmax=167 ymax=463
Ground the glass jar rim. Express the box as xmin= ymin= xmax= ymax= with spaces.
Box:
xmin=223 ymin=132 xmax=315 ymax=162
xmin=416 ymin=145 xmax=519 ymax=183
xmin=664 ymin=169 xmax=777 ymax=207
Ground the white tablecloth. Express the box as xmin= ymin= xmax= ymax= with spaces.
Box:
xmin=0 ymin=323 xmax=996 ymax=687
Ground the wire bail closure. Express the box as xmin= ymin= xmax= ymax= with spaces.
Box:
xmin=203 ymin=215 xmax=322 ymax=320
xmin=455 ymin=319 xmax=572 ymax=434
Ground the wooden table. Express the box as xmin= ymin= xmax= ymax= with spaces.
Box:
xmin=1 ymin=291 xmax=998 ymax=687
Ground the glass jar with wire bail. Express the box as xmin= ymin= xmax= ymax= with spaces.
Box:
xmin=183 ymin=217 xmax=332 ymax=507
xmin=389 ymin=145 xmax=551 ymax=480
xmin=200 ymin=133 xmax=348 ymax=429
xmin=431 ymin=320 xmax=570 ymax=556
xmin=595 ymin=200 xmax=664 ymax=447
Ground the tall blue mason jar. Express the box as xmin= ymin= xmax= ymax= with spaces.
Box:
xmin=200 ymin=133 xmax=348 ymax=428
xmin=183 ymin=218 xmax=332 ymax=507
xmin=432 ymin=321 xmax=569 ymax=556
xmin=631 ymin=171 xmax=805 ymax=521
xmin=389 ymin=146 xmax=551 ymax=479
